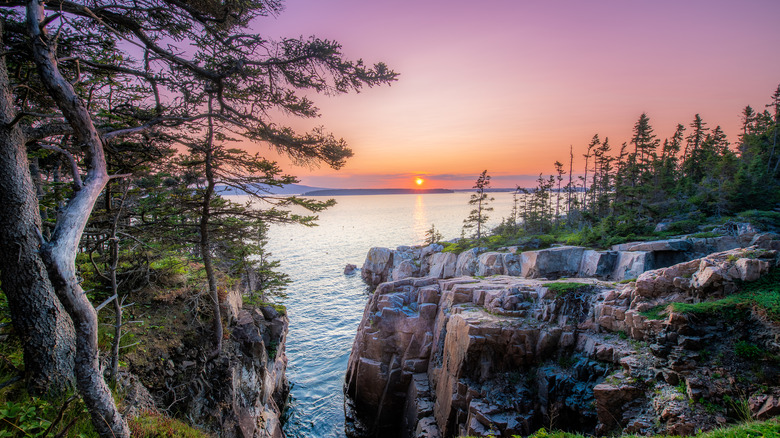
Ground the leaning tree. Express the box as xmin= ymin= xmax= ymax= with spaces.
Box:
xmin=0 ymin=0 xmax=396 ymax=435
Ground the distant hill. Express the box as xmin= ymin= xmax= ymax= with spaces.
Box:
xmin=302 ymin=188 xmax=454 ymax=196
xmin=216 ymin=183 xmax=329 ymax=196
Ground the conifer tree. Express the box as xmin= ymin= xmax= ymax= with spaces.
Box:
xmin=463 ymin=170 xmax=494 ymax=241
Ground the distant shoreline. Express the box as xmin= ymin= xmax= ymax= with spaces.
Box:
xmin=302 ymin=188 xmax=454 ymax=196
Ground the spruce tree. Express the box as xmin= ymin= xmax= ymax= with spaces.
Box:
xmin=463 ymin=170 xmax=494 ymax=242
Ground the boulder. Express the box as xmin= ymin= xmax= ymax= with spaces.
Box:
xmin=419 ymin=244 xmax=443 ymax=276
xmin=344 ymin=264 xmax=358 ymax=275
xmin=429 ymin=252 xmax=457 ymax=279
xmin=393 ymin=260 xmax=418 ymax=281
xmin=477 ymin=252 xmax=504 ymax=276
xmin=455 ymin=248 xmax=480 ymax=277
xmin=578 ymin=250 xmax=617 ymax=278
xmin=502 ymin=253 xmax=523 ymax=276
xmin=361 ymin=247 xmax=394 ymax=287
xmin=734 ymin=257 xmax=771 ymax=282
xmin=520 ymin=246 xmax=585 ymax=279
xmin=611 ymin=251 xmax=652 ymax=281
xmin=635 ymin=259 xmax=698 ymax=298
xmin=593 ymin=381 xmax=643 ymax=431
xmin=687 ymin=236 xmax=740 ymax=256
xmin=625 ymin=239 xmax=692 ymax=252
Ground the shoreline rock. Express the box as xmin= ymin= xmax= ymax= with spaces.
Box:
xmin=360 ymin=232 xmax=779 ymax=288
xmin=346 ymin=236 xmax=780 ymax=437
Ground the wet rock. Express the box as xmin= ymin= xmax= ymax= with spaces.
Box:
xmin=345 ymin=263 xmax=358 ymax=275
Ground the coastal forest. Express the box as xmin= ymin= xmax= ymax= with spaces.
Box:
xmin=0 ymin=0 xmax=779 ymax=437
xmin=451 ymin=95 xmax=780 ymax=251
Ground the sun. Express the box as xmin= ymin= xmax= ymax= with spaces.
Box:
xmin=415 ymin=178 xmax=424 ymax=186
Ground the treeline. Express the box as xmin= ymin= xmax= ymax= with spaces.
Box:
xmin=492 ymin=86 xmax=780 ymax=245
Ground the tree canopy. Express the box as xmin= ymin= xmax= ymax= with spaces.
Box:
xmin=0 ymin=1 xmax=396 ymax=435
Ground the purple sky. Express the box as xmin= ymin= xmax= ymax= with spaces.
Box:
xmin=251 ymin=0 xmax=780 ymax=189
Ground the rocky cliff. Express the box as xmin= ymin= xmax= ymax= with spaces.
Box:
xmin=346 ymin=231 xmax=780 ymax=437
xmin=123 ymin=287 xmax=289 ymax=438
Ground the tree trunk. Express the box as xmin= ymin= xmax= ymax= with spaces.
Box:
xmin=26 ymin=2 xmax=129 ymax=436
xmin=201 ymin=108 xmax=223 ymax=357
xmin=0 ymin=22 xmax=75 ymax=395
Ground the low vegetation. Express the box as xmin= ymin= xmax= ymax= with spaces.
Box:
xmin=128 ymin=410 xmax=212 ymax=438
xmin=546 ymin=282 xmax=593 ymax=297
xmin=641 ymin=268 xmax=780 ymax=323
xmin=513 ymin=418 xmax=780 ymax=437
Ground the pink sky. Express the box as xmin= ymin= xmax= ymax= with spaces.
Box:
xmin=249 ymin=0 xmax=780 ymax=189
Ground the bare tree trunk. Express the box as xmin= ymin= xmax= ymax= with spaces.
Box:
xmin=567 ymin=146 xmax=573 ymax=224
xmin=26 ymin=2 xmax=129 ymax=436
xmin=0 ymin=22 xmax=75 ymax=395
xmin=201 ymin=106 xmax=223 ymax=357
xmin=106 ymin=185 xmax=128 ymax=386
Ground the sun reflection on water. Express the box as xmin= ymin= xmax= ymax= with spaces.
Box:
xmin=412 ymin=194 xmax=429 ymax=244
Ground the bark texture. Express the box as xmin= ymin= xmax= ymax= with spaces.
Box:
xmin=26 ymin=2 xmax=129 ymax=436
xmin=0 ymin=20 xmax=75 ymax=394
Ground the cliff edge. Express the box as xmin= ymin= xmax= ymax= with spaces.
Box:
xmin=345 ymin=232 xmax=780 ymax=437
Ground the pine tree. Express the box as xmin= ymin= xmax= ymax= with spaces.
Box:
xmin=462 ymin=170 xmax=494 ymax=242
xmin=682 ymin=114 xmax=709 ymax=186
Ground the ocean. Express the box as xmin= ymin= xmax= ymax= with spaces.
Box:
xmin=246 ymin=192 xmax=517 ymax=437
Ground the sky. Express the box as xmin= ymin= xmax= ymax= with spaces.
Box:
xmin=249 ymin=0 xmax=780 ymax=189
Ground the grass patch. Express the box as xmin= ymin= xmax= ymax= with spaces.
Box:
xmin=666 ymin=267 xmax=780 ymax=322
xmin=546 ymin=282 xmax=592 ymax=297
xmin=690 ymin=231 xmax=721 ymax=238
xmin=129 ymin=409 xmax=212 ymax=437
xmin=640 ymin=304 xmax=668 ymax=320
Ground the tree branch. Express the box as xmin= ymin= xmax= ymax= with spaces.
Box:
xmin=38 ymin=142 xmax=82 ymax=190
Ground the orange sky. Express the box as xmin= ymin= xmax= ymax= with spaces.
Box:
xmin=246 ymin=0 xmax=780 ymax=189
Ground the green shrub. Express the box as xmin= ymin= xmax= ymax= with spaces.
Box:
xmin=640 ymin=305 xmax=668 ymax=320
xmin=734 ymin=341 xmax=764 ymax=361
xmin=666 ymin=219 xmax=702 ymax=234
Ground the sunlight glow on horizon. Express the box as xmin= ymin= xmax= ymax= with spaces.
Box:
xmin=249 ymin=0 xmax=780 ymax=190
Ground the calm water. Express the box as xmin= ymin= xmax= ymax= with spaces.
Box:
xmin=254 ymin=192 xmax=516 ymax=437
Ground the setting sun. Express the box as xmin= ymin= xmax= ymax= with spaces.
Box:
xmin=415 ymin=178 xmax=424 ymax=186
